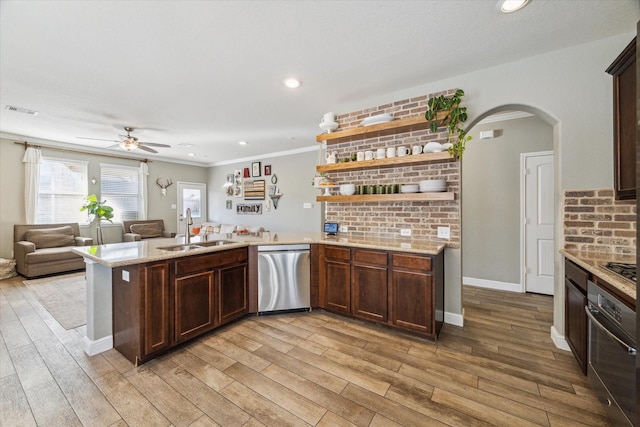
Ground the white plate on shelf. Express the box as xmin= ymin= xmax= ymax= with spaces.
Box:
xmin=400 ymin=184 xmax=419 ymax=193
xmin=360 ymin=113 xmax=395 ymax=127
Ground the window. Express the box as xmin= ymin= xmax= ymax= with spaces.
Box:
xmin=36 ymin=157 xmax=88 ymax=224
xmin=100 ymin=164 xmax=140 ymax=222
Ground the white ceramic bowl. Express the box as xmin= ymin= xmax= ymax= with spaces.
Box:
xmin=339 ymin=184 xmax=356 ymax=195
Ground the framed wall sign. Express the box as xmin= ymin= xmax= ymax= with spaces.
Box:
xmin=243 ymin=179 xmax=265 ymax=200
xmin=252 ymin=161 xmax=261 ymax=177
xmin=264 ymin=164 xmax=272 ymax=175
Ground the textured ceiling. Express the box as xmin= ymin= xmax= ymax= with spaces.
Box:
xmin=0 ymin=0 xmax=638 ymax=166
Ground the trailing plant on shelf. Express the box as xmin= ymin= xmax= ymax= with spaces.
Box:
xmin=424 ymin=89 xmax=472 ymax=159
xmin=80 ymin=194 xmax=114 ymax=223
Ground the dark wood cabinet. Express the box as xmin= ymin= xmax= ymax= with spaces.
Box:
xmin=218 ymin=262 xmax=249 ymax=325
xmin=174 ymin=271 xmax=215 ymax=343
xmin=564 ymin=259 xmax=588 ymax=374
xmin=352 ymin=249 xmax=388 ymax=322
xmin=390 ymin=253 xmax=434 ymax=334
xmin=113 ymin=247 xmax=248 ymax=364
xmin=143 ymin=262 xmax=171 ymax=355
xmin=319 ymin=245 xmax=443 ymax=339
xmin=323 ymin=245 xmax=352 ymax=314
xmin=606 ymin=37 xmax=636 ymax=200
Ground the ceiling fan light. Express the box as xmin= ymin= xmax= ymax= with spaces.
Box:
xmin=499 ymin=0 xmax=529 ymax=13
xmin=119 ymin=138 xmax=138 ymax=151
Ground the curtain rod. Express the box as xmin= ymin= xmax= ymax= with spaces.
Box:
xmin=14 ymin=141 xmax=151 ymax=163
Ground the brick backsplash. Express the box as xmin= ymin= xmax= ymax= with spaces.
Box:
xmin=563 ymin=189 xmax=636 ymax=254
xmin=323 ymin=89 xmax=461 ymax=248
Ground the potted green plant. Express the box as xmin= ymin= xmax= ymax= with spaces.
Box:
xmin=80 ymin=194 xmax=114 ymax=244
xmin=424 ymin=89 xmax=472 ymax=159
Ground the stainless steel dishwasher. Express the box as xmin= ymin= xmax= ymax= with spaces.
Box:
xmin=257 ymin=244 xmax=310 ymax=313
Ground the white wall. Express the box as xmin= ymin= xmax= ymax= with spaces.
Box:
xmin=207 ymin=150 xmax=322 ymax=232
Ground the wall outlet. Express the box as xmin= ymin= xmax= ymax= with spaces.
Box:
xmin=339 ymin=226 xmax=348 ymax=233
xmin=437 ymin=226 xmax=450 ymax=239
xmin=122 ymin=270 xmax=130 ymax=282
xmin=400 ymin=229 xmax=412 ymax=237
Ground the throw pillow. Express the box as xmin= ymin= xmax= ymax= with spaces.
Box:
xmin=25 ymin=226 xmax=75 ymax=249
xmin=130 ymin=223 xmax=163 ymax=238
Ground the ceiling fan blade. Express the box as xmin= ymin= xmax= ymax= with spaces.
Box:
xmin=106 ymin=144 xmax=120 ymax=149
xmin=139 ymin=142 xmax=171 ymax=148
xmin=137 ymin=145 xmax=159 ymax=154
xmin=77 ymin=137 xmax=120 ymax=143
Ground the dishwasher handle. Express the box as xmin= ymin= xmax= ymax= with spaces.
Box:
xmin=257 ymin=244 xmax=310 ymax=252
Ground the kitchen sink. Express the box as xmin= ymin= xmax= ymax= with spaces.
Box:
xmin=158 ymin=244 xmax=205 ymax=252
xmin=197 ymin=240 xmax=235 ymax=247
xmin=158 ymin=240 xmax=235 ymax=252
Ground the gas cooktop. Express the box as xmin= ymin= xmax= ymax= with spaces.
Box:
xmin=602 ymin=262 xmax=636 ymax=283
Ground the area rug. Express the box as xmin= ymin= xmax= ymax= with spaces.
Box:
xmin=23 ymin=272 xmax=86 ymax=330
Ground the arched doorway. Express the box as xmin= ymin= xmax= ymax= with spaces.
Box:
xmin=461 ymin=105 xmax=558 ymax=299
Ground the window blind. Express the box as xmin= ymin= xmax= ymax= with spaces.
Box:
xmin=36 ymin=157 xmax=88 ymax=224
xmin=100 ymin=164 xmax=140 ymax=222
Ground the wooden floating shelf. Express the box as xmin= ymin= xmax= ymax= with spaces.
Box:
xmin=316 ymin=112 xmax=449 ymax=145
xmin=316 ymin=192 xmax=455 ymax=203
xmin=316 ymin=151 xmax=454 ymax=173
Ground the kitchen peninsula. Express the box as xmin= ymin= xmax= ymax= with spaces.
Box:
xmin=73 ymin=232 xmax=446 ymax=363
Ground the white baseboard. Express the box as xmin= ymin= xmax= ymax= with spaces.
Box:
xmin=83 ymin=335 xmax=113 ymax=356
xmin=463 ymin=276 xmax=522 ymax=293
xmin=550 ymin=326 xmax=571 ymax=351
xmin=444 ymin=309 xmax=464 ymax=327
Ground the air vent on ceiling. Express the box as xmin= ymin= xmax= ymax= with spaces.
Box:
xmin=5 ymin=105 xmax=39 ymax=116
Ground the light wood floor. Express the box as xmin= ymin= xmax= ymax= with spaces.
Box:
xmin=0 ymin=275 xmax=610 ymax=426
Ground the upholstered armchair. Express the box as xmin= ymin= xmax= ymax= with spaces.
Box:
xmin=14 ymin=223 xmax=93 ymax=278
xmin=122 ymin=219 xmax=176 ymax=242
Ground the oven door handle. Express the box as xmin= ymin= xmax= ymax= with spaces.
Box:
xmin=585 ymin=305 xmax=637 ymax=355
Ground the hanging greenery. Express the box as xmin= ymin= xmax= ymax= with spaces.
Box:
xmin=424 ymin=89 xmax=472 ymax=159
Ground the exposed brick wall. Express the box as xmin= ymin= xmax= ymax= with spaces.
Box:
xmin=563 ymin=189 xmax=636 ymax=254
xmin=323 ymin=89 xmax=461 ymax=248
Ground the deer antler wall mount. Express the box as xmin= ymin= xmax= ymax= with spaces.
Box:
xmin=156 ymin=178 xmax=173 ymax=196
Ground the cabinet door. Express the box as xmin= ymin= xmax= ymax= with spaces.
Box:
xmin=352 ymin=250 xmax=388 ymax=322
xmin=390 ymin=268 xmax=433 ymax=334
xmin=218 ymin=262 xmax=248 ymax=325
xmin=565 ymin=278 xmax=587 ymax=374
xmin=174 ymin=271 xmax=215 ymax=343
xmin=143 ymin=262 xmax=171 ymax=357
xmin=325 ymin=259 xmax=351 ymax=314
xmin=607 ymin=37 xmax=636 ymax=200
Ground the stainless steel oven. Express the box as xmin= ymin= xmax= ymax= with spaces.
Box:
xmin=586 ymin=280 xmax=637 ymax=426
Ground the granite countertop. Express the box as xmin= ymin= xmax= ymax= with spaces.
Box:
xmin=560 ymin=248 xmax=636 ymax=302
xmin=72 ymin=231 xmax=447 ymax=268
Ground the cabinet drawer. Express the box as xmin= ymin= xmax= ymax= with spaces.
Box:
xmin=353 ymin=249 xmax=387 ymax=266
xmin=564 ymin=259 xmax=588 ymax=294
xmin=392 ymin=253 xmax=432 ymax=271
xmin=174 ymin=248 xmax=247 ymax=276
xmin=325 ymin=246 xmax=351 ymax=261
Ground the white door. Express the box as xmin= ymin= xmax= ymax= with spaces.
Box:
xmin=522 ymin=152 xmax=554 ymax=295
xmin=177 ymin=182 xmax=207 ymax=235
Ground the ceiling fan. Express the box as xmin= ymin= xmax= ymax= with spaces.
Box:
xmin=78 ymin=127 xmax=171 ymax=153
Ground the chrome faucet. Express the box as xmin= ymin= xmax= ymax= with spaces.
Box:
xmin=185 ymin=207 xmax=193 ymax=243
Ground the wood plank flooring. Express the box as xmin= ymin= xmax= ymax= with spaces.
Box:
xmin=0 ymin=275 xmax=610 ymax=426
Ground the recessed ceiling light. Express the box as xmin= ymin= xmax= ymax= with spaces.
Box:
xmin=178 ymin=142 xmax=195 ymax=147
xmin=282 ymin=78 xmax=301 ymax=89
xmin=499 ymin=0 xmax=529 ymax=13
xmin=187 ymin=153 xmax=195 ymax=157
xmin=238 ymin=140 xmax=248 ymax=145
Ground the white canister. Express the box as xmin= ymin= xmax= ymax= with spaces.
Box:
xmin=356 ymin=151 xmax=365 ymax=161
xmin=364 ymin=150 xmax=374 ymax=161
xmin=397 ymin=146 xmax=408 ymax=157
xmin=412 ymin=145 xmax=422 ymax=155
xmin=386 ymin=147 xmax=396 ymax=158
xmin=376 ymin=148 xmax=386 ymax=159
